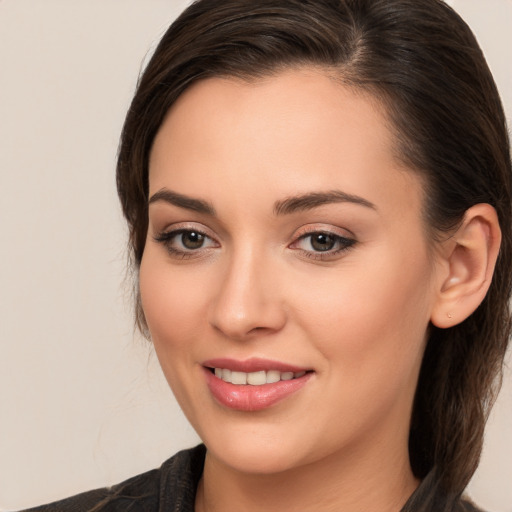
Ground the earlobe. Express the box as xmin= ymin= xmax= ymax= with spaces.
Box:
xmin=430 ymin=204 xmax=501 ymax=329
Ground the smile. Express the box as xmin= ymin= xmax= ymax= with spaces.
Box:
xmin=202 ymin=359 xmax=313 ymax=411
xmin=211 ymin=368 xmax=307 ymax=386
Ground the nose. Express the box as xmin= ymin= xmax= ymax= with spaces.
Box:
xmin=208 ymin=247 xmax=287 ymax=341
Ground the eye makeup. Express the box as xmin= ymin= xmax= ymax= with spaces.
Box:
xmin=153 ymin=223 xmax=356 ymax=263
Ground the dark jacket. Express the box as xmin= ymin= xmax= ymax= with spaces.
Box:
xmin=21 ymin=444 xmax=484 ymax=512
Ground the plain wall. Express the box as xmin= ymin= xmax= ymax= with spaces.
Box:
xmin=0 ymin=1 xmax=510 ymax=510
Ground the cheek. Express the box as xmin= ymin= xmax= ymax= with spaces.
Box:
xmin=289 ymin=246 xmax=432 ymax=379
xmin=138 ymin=251 xmax=211 ymax=418
xmin=139 ymin=252 xmax=208 ymax=351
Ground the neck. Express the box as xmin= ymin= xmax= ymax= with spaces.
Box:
xmin=195 ymin=438 xmax=419 ymax=512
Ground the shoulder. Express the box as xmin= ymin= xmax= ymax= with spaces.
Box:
xmin=459 ymin=497 xmax=488 ymax=512
xmin=19 ymin=469 xmax=160 ymax=512
xmin=19 ymin=445 xmax=206 ymax=512
xmin=401 ymin=468 xmax=491 ymax=512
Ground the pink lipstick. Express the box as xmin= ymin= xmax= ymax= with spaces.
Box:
xmin=202 ymin=358 xmax=313 ymax=412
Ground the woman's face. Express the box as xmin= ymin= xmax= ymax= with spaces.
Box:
xmin=140 ymin=68 xmax=441 ymax=475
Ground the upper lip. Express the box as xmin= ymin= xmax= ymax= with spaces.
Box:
xmin=202 ymin=357 xmax=310 ymax=373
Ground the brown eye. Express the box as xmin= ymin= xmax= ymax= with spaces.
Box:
xmin=310 ymin=233 xmax=336 ymax=252
xmin=289 ymin=230 xmax=356 ymax=260
xmin=153 ymin=228 xmax=218 ymax=257
xmin=181 ymin=231 xmax=205 ymax=249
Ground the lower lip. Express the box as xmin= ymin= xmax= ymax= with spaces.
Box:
xmin=203 ymin=368 xmax=312 ymax=412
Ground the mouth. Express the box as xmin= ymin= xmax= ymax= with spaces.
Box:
xmin=208 ymin=367 xmax=308 ymax=385
xmin=202 ymin=358 xmax=314 ymax=411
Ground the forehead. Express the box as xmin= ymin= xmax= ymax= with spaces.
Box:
xmin=149 ymin=67 xmax=423 ymax=221
xmin=152 ymin=68 xmax=395 ymax=166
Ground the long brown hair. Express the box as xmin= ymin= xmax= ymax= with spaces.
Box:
xmin=116 ymin=0 xmax=512 ymax=501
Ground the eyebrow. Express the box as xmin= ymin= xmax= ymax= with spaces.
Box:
xmin=148 ymin=189 xmax=216 ymax=215
xmin=273 ymin=190 xmax=376 ymax=216
xmin=147 ymin=188 xmax=376 ymax=217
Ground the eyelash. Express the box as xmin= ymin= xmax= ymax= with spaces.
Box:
xmin=291 ymin=230 xmax=356 ymax=260
xmin=153 ymin=227 xmax=356 ymax=261
xmin=153 ymin=228 xmax=218 ymax=259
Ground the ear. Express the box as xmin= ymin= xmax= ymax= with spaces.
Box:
xmin=430 ymin=203 xmax=501 ymax=329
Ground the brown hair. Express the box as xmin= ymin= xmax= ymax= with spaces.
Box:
xmin=116 ymin=0 xmax=512 ymax=502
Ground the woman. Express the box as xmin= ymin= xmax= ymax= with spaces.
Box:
xmin=24 ymin=0 xmax=511 ymax=510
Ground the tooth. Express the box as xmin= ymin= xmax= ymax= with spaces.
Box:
xmin=266 ymin=370 xmax=281 ymax=383
xmin=215 ymin=368 xmax=306 ymax=385
xmin=231 ymin=371 xmax=247 ymax=385
xmin=247 ymin=371 xmax=266 ymax=385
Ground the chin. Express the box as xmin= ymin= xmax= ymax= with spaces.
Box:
xmin=198 ymin=423 xmax=314 ymax=475
xmin=210 ymin=440 xmax=306 ymax=475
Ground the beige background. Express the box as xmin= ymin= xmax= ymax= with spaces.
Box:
xmin=0 ymin=1 xmax=510 ymax=510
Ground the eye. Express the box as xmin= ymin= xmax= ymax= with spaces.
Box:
xmin=290 ymin=230 xmax=355 ymax=260
xmin=153 ymin=228 xmax=219 ymax=257
xmin=304 ymin=232 xmax=338 ymax=252
xmin=177 ymin=230 xmax=208 ymax=250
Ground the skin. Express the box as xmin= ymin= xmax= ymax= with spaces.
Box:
xmin=140 ymin=68 xmax=452 ymax=512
